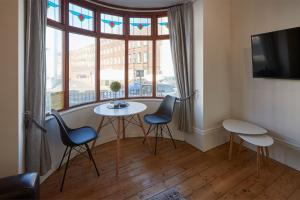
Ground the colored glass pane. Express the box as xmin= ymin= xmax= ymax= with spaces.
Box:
xmin=101 ymin=13 xmax=123 ymax=35
xmin=47 ymin=0 xmax=61 ymax=22
xmin=69 ymin=3 xmax=94 ymax=31
xmin=158 ymin=17 xmax=169 ymax=35
xmin=130 ymin=18 xmax=151 ymax=36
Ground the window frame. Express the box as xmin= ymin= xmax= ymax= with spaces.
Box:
xmin=47 ymin=0 xmax=171 ymax=111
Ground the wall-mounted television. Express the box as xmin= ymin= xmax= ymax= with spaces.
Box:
xmin=251 ymin=27 xmax=300 ymax=79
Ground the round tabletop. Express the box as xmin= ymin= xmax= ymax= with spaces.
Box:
xmin=94 ymin=102 xmax=147 ymax=117
xmin=238 ymin=134 xmax=274 ymax=147
xmin=223 ymin=119 xmax=267 ymax=135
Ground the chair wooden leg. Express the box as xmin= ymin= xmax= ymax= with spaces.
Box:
xmin=228 ymin=133 xmax=234 ymax=160
xmin=85 ymin=144 xmax=100 ymax=176
xmin=60 ymin=148 xmax=72 ymax=192
xmin=166 ymin=124 xmax=176 ymax=149
xmin=154 ymin=125 xmax=159 ymax=155
xmin=256 ymin=146 xmax=261 ymax=177
xmin=58 ymin=146 xmax=68 ymax=171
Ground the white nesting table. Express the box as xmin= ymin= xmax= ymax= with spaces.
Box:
xmin=92 ymin=102 xmax=151 ymax=175
xmin=223 ymin=119 xmax=268 ymax=160
xmin=239 ymin=134 xmax=274 ymax=176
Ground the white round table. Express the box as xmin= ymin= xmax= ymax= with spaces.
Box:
xmin=94 ymin=102 xmax=147 ymax=117
xmin=223 ymin=119 xmax=268 ymax=160
xmin=223 ymin=119 xmax=267 ymax=135
xmin=92 ymin=102 xmax=151 ymax=176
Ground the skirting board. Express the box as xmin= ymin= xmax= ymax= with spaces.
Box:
xmin=185 ymin=126 xmax=228 ymax=152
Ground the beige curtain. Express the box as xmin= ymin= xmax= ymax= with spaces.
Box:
xmin=25 ymin=0 xmax=51 ymax=175
xmin=168 ymin=3 xmax=194 ymax=132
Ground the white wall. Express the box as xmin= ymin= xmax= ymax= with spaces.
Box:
xmin=202 ymin=0 xmax=231 ymax=130
xmin=0 ymin=0 xmax=24 ymax=178
xmin=186 ymin=0 xmax=231 ymax=151
xmin=231 ymin=0 xmax=300 ymax=170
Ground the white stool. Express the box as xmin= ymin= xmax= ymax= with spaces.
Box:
xmin=238 ymin=134 xmax=274 ymax=176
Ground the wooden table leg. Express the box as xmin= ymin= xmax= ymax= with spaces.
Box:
xmin=228 ymin=133 xmax=234 ymax=160
xmin=238 ymin=138 xmax=244 ymax=157
xmin=116 ymin=117 xmax=121 ymax=176
xmin=257 ymin=146 xmax=261 ymax=177
xmin=137 ymin=114 xmax=152 ymax=152
xmin=265 ymin=147 xmax=269 ymax=160
xmin=260 ymin=146 xmax=265 ymax=164
xmin=122 ymin=117 xmax=125 ymax=139
xmin=91 ymin=116 xmax=105 ymax=150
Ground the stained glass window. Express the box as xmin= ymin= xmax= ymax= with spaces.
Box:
xmin=101 ymin=13 xmax=123 ymax=35
xmin=69 ymin=3 xmax=94 ymax=31
xmin=130 ymin=18 xmax=151 ymax=36
xmin=157 ymin=17 xmax=169 ymax=35
xmin=47 ymin=0 xmax=61 ymax=22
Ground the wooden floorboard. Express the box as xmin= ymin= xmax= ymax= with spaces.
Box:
xmin=40 ymin=138 xmax=300 ymax=200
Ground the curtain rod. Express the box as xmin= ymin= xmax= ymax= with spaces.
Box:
xmin=86 ymin=0 xmax=194 ymax=13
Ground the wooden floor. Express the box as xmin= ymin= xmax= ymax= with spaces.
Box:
xmin=41 ymin=138 xmax=300 ymax=200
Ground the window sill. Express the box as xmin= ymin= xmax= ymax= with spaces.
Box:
xmin=45 ymin=98 xmax=164 ymax=122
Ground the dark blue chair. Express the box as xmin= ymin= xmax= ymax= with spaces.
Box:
xmin=143 ymin=95 xmax=177 ymax=155
xmin=50 ymin=110 xmax=99 ymax=192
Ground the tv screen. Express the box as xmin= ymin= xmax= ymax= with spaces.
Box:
xmin=251 ymin=27 xmax=300 ymax=79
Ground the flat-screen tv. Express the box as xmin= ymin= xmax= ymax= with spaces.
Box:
xmin=251 ymin=27 xmax=300 ymax=79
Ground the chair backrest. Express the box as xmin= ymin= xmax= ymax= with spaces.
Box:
xmin=155 ymin=95 xmax=177 ymax=121
xmin=50 ymin=109 xmax=72 ymax=146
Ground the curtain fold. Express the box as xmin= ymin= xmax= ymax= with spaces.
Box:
xmin=25 ymin=0 xmax=51 ymax=175
xmin=168 ymin=3 xmax=194 ymax=133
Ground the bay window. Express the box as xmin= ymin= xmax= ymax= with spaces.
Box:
xmin=100 ymin=39 xmax=125 ymax=100
xmin=46 ymin=27 xmax=64 ymax=112
xmin=69 ymin=33 xmax=96 ymax=106
xmin=46 ymin=0 xmax=177 ymax=111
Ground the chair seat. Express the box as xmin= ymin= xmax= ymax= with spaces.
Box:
xmin=69 ymin=127 xmax=97 ymax=146
xmin=144 ymin=114 xmax=170 ymax=125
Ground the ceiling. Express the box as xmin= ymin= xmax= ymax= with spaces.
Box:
xmin=94 ymin=0 xmax=190 ymax=9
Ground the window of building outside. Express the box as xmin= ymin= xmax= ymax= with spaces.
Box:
xmin=46 ymin=0 xmax=177 ymax=111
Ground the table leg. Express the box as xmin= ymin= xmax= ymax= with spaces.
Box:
xmin=137 ymin=114 xmax=152 ymax=152
xmin=116 ymin=117 xmax=121 ymax=176
xmin=91 ymin=116 xmax=105 ymax=150
xmin=265 ymin=147 xmax=269 ymax=159
xmin=238 ymin=138 xmax=244 ymax=158
xmin=229 ymin=133 xmax=234 ymax=160
xmin=260 ymin=146 xmax=265 ymax=164
xmin=257 ymin=146 xmax=261 ymax=177
xmin=122 ymin=117 xmax=125 ymax=139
